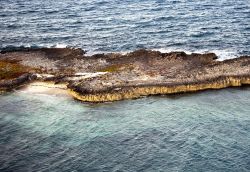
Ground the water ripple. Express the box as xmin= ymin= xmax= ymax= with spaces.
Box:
xmin=0 ymin=0 xmax=249 ymax=59
xmin=0 ymin=89 xmax=250 ymax=171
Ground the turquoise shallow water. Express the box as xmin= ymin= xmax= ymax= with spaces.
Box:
xmin=0 ymin=88 xmax=250 ymax=171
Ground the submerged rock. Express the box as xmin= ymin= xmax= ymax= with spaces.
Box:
xmin=0 ymin=47 xmax=249 ymax=102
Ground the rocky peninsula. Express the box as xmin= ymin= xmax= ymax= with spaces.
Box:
xmin=0 ymin=48 xmax=249 ymax=102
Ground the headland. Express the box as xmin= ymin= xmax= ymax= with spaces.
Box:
xmin=0 ymin=48 xmax=249 ymax=102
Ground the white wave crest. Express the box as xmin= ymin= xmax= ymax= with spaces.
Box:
xmin=153 ymin=48 xmax=238 ymax=61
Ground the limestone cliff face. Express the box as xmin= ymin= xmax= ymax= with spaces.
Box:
xmin=0 ymin=48 xmax=250 ymax=102
xmin=69 ymin=76 xmax=250 ymax=102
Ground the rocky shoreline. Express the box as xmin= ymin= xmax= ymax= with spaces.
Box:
xmin=0 ymin=48 xmax=249 ymax=102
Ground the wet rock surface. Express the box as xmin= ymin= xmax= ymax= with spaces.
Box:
xmin=0 ymin=48 xmax=249 ymax=101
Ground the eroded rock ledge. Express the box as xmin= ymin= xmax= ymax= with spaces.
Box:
xmin=0 ymin=48 xmax=249 ymax=102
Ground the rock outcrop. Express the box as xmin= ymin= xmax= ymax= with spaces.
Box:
xmin=0 ymin=48 xmax=249 ymax=102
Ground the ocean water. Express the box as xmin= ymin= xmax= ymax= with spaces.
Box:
xmin=0 ymin=0 xmax=250 ymax=59
xmin=0 ymin=88 xmax=250 ymax=171
xmin=1 ymin=1 xmax=250 ymax=171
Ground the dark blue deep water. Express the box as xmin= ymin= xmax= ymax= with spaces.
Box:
xmin=1 ymin=0 xmax=250 ymax=171
xmin=0 ymin=0 xmax=250 ymax=59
